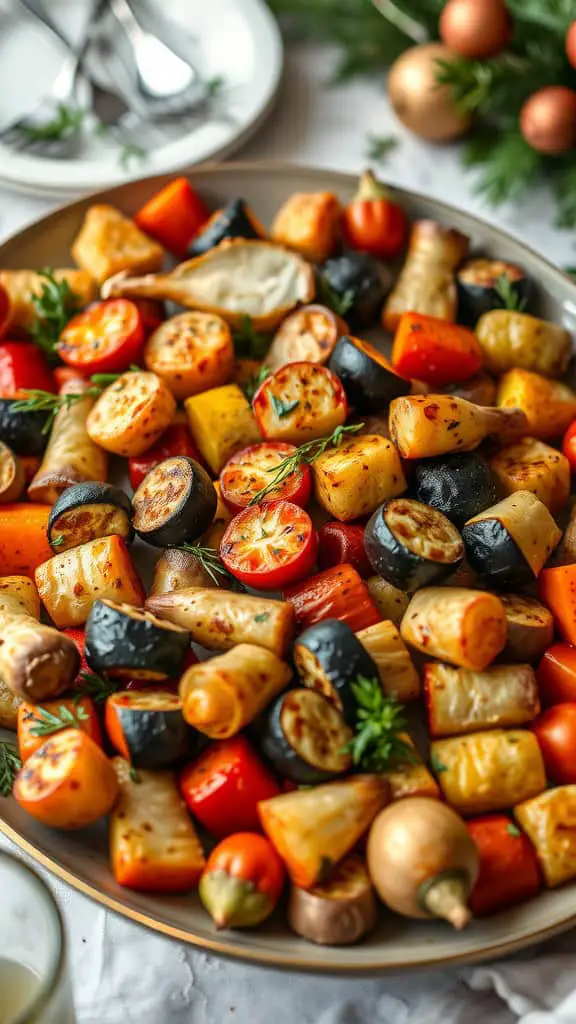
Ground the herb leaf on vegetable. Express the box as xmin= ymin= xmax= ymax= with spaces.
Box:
xmin=0 ymin=741 xmax=21 ymax=796
xmin=342 ymin=676 xmax=415 ymax=772
xmin=430 ymin=751 xmax=448 ymax=774
xmin=493 ymin=274 xmax=527 ymax=312
xmin=243 ymin=365 xmax=271 ymax=402
xmin=232 ymin=316 xmax=270 ymax=360
xmin=249 ymin=422 xmax=364 ymax=505
xmin=76 ymin=672 xmax=118 ymax=703
xmin=30 ymin=269 xmax=80 ymax=359
xmin=507 ymin=822 xmax=522 ymax=837
xmin=270 ymin=393 xmax=300 ymax=418
xmin=316 ymin=276 xmax=355 ymax=318
xmin=30 ymin=704 xmax=89 ymax=737
xmin=179 ymin=544 xmax=234 ymax=585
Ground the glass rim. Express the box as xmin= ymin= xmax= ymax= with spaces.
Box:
xmin=0 ymin=849 xmax=67 ymax=1024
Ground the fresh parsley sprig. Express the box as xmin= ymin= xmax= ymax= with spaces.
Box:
xmin=30 ymin=269 xmax=80 ymax=359
xmin=342 ymin=676 xmax=415 ymax=772
xmin=249 ymin=422 xmax=364 ymax=505
xmin=30 ymin=703 xmax=89 ymax=738
xmin=0 ymin=741 xmax=21 ymax=797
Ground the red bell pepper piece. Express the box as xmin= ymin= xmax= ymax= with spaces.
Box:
xmin=467 ymin=814 xmax=541 ymax=916
xmin=342 ymin=170 xmax=407 ymax=260
xmin=179 ymin=735 xmax=280 ymax=839
xmin=391 ymin=312 xmax=483 ymax=386
xmin=537 ymin=643 xmax=576 ymax=706
xmin=128 ymin=422 xmax=204 ymax=490
xmin=284 ymin=563 xmax=382 ymax=633
xmin=135 ymin=178 xmax=209 ymax=258
xmin=317 ymin=521 xmax=371 ymax=577
xmin=61 ymin=627 xmax=89 ymax=677
xmin=0 ymin=341 xmax=55 ymax=396
xmin=539 ymin=564 xmax=576 ymax=646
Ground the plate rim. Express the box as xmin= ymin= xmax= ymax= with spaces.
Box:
xmin=2 ymin=159 xmax=576 ymax=973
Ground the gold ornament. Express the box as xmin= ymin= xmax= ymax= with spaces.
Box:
xmin=439 ymin=0 xmax=512 ymax=60
xmin=387 ymin=43 xmax=472 ymax=143
xmin=520 ymin=86 xmax=576 ymax=155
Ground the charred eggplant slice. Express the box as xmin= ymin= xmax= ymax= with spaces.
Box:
xmin=328 ymin=335 xmax=410 ymax=413
xmin=317 ymin=252 xmax=390 ymax=329
xmin=462 ymin=491 xmax=561 ymax=590
xmin=261 ymin=688 xmax=352 ymax=784
xmin=48 ymin=482 xmax=133 ymax=552
xmin=410 ymin=452 xmax=499 ymax=529
xmin=105 ymin=689 xmax=197 ymax=768
xmin=293 ymin=618 xmax=378 ymax=724
xmin=85 ymin=599 xmax=191 ymax=680
xmin=188 ymin=198 xmax=262 ymax=257
xmin=0 ymin=399 xmax=50 ymax=455
xmin=457 ymin=258 xmax=530 ymax=325
xmin=364 ymin=498 xmax=464 ymax=592
xmin=132 ymin=455 xmax=216 ymax=548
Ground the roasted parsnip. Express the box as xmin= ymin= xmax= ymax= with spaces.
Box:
xmin=382 ymin=221 xmax=469 ymax=332
xmin=425 ymin=662 xmax=540 ymax=737
xmin=356 ymin=620 xmax=420 ymax=701
xmin=400 ymin=587 xmax=507 ymax=670
xmin=389 ymin=394 xmax=527 ymax=459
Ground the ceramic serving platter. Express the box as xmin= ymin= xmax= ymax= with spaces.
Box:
xmin=1 ymin=163 xmax=576 ymax=973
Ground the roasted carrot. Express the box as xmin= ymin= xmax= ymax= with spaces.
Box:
xmin=134 ymin=178 xmax=209 ymax=257
xmin=391 ymin=312 xmax=483 ymax=386
xmin=539 ymin=565 xmax=576 ymax=646
xmin=17 ymin=695 xmax=101 ymax=763
xmin=466 ymin=814 xmax=541 ymax=916
xmin=284 ymin=564 xmax=382 ymax=633
xmin=0 ymin=504 xmax=52 ymax=578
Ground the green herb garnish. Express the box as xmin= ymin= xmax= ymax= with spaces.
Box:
xmin=18 ymin=104 xmax=84 ymax=142
xmin=50 ymin=534 xmax=66 ymax=549
xmin=0 ymin=741 xmax=21 ymax=797
xmin=365 ymin=133 xmax=399 ymax=163
xmin=342 ymin=676 xmax=415 ymax=772
xmin=232 ymin=316 xmax=270 ymax=360
xmin=29 ymin=269 xmax=80 ymax=359
xmin=129 ymin=766 xmax=141 ymax=784
xmin=179 ymin=544 xmax=234 ymax=586
xmin=316 ymin=276 xmax=355 ymax=318
xmin=12 ymin=366 xmax=140 ymax=434
xmin=493 ymin=274 xmax=527 ymax=312
xmin=254 ymin=612 xmax=270 ymax=623
xmin=76 ymin=671 xmax=118 ymax=703
xmin=430 ymin=752 xmax=448 ymax=775
xmin=270 ymin=394 xmax=300 ymax=418
xmin=243 ymin=365 xmax=271 ymax=402
xmin=30 ymin=704 xmax=89 ymax=738
xmin=507 ymin=823 xmax=522 ymax=837
xmin=119 ymin=142 xmax=147 ymax=171
xmin=249 ymin=422 xmax=364 ymax=505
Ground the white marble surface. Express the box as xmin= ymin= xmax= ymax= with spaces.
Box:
xmin=1 ymin=40 xmax=576 ymax=1024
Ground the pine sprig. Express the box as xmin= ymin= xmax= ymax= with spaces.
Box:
xmin=463 ymin=131 xmax=541 ymax=206
xmin=76 ymin=671 xmax=118 ymax=703
xmin=0 ymin=741 xmax=21 ymax=797
xmin=30 ymin=269 xmax=80 ymax=359
xmin=30 ymin=703 xmax=89 ymax=737
xmin=343 ymin=675 xmax=415 ymax=772
xmin=249 ymin=422 xmax=364 ymax=505
xmin=179 ymin=544 xmax=234 ymax=585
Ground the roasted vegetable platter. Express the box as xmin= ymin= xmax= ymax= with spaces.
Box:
xmin=2 ymin=164 xmax=576 ymax=974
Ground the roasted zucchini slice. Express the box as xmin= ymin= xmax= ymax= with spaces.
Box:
xmin=364 ymin=498 xmax=464 ymax=591
xmin=105 ymin=689 xmax=197 ymax=769
xmin=261 ymin=688 xmax=352 ymax=784
xmin=85 ymin=599 xmax=190 ymax=680
xmin=410 ymin=452 xmax=499 ymax=529
xmin=462 ymin=491 xmax=561 ymax=589
xmin=132 ymin=455 xmax=217 ymax=548
xmin=47 ymin=482 xmax=133 ymax=552
xmin=328 ymin=335 xmax=409 ymax=413
xmin=293 ymin=618 xmax=379 ymax=723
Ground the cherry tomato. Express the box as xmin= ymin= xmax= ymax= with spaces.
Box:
xmin=562 ymin=420 xmax=576 ymax=471
xmin=219 ymin=442 xmax=312 ymax=514
xmin=220 ymin=500 xmax=317 ymax=590
xmin=342 ymin=169 xmax=408 ymax=260
xmin=532 ymin=703 xmax=576 ymax=783
xmin=0 ymin=341 xmax=55 ymax=396
xmin=128 ymin=423 xmax=203 ymax=490
xmin=132 ymin=299 xmax=165 ymax=337
xmin=317 ymin=521 xmax=371 ymax=577
xmin=537 ymin=644 xmax=576 ymax=706
xmin=53 ymin=366 xmax=88 ymax=389
xmin=57 ymin=299 xmax=144 ymax=375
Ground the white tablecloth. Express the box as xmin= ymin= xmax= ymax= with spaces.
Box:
xmin=2 ymin=41 xmax=576 ymax=1024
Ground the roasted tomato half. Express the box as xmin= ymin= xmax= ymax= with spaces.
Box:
xmin=57 ymin=299 xmax=145 ymax=375
xmin=220 ymin=499 xmax=317 ymax=590
xmin=219 ymin=442 xmax=312 ymax=513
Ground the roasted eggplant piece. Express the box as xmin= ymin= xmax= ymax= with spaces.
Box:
xmin=293 ymin=618 xmax=379 ymax=723
xmin=47 ymin=482 xmax=133 ymax=553
xmin=410 ymin=452 xmax=499 ymax=529
xmin=105 ymin=690 xmax=197 ymax=768
xmin=317 ymin=251 xmax=390 ymax=329
xmin=85 ymin=599 xmax=190 ymax=680
xmin=288 ymin=855 xmax=378 ymax=946
xmin=0 ymin=400 xmax=50 ymax=456
xmin=328 ymin=335 xmax=410 ymax=413
xmin=425 ymin=662 xmax=540 ymax=737
xmin=261 ymin=688 xmax=352 ymax=784
xmin=457 ymin=258 xmax=530 ymax=325
xmin=132 ymin=455 xmax=217 ymax=548
xmin=0 ymin=442 xmax=25 ymax=503
xmin=364 ymin=498 xmax=464 ymax=592
xmin=497 ymin=593 xmax=554 ymax=663
xmin=188 ymin=198 xmax=262 ymax=256
xmin=462 ymin=491 xmax=561 ymax=589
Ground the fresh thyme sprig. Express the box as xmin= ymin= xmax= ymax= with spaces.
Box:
xmin=179 ymin=544 xmax=234 ymax=586
xmin=0 ymin=741 xmax=21 ymax=797
xmin=30 ymin=269 xmax=80 ymax=359
xmin=249 ymin=422 xmax=364 ymax=505
xmin=75 ymin=671 xmax=118 ymax=703
xmin=342 ymin=676 xmax=415 ymax=772
xmin=29 ymin=703 xmax=89 ymax=738
xmin=233 ymin=316 xmax=270 ymax=360
xmin=493 ymin=274 xmax=528 ymax=312
xmin=12 ymin=366 xmax=141 ymax=434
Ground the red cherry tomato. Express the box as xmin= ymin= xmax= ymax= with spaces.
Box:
xmin=128 ymin=423 xmax=203 ymax=490
xmin=342 ymin=169 xmax=408 ymax=260
xmin=317 ymin=521 xmax=371 ymax=577
xmin=562 ymin=420 xmax=576 ymax=471
xmin=219 ymin=442 xmax=312 ymax=514
xmin=53 ymin=366 xmax=88 ymax=389
xmin=0 ymin=342 xmax=55 ymax=396
xmin=532 ymin=703 xmax=576 ymax=783
xmin=57 ymin=299 xmax=144 ymax=375
xmin=132 ymin=299 xmax=165 ymax=338
xmin=537 ymin=644 xmax=576 ymax=706
xmin=220 ymin=500 xmax=317 ymax=590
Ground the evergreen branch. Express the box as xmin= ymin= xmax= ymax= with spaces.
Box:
xmin=30 ymin=703 xmax=89 ymax=737
xmin=30 ymin=269 xmax=80 ymax=359
xmin=463 ymin=131 xmax=541 ymax=206
xmin=249 ymin=422 xmax=364 ymax=505
xmin=506 ymin=0 xmax=575 ymax=34
xmin=179 ymin=544 xmax=234 ymax=585
xmin=0 ymin=741 xmax=21 ymax=797
xmin=553 ymin=163 xmax=576 ymax=229
xmin=493 ymin=274 xmax=527 ymax=311
xmin=365 ymin=133 xmax=399 ymax=162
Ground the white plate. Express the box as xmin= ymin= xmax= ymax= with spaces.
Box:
xmin=0 ymin=0 xmax=282 ymax=195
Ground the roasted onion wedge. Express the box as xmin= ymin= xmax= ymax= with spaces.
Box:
xmin=102 ymin=239 xmax=315 ymax=332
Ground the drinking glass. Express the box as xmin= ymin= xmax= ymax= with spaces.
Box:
xmin=0 ymin=849 xmax=76 ymax=1024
